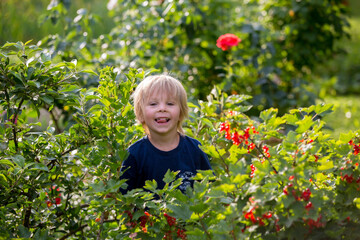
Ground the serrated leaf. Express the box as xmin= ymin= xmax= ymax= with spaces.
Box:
xmin=285 ymin=131 xmax=298 ymax=144
xmin=163 ymin=169 xmax=179 ymax=184
xmin=338 ymin=131 xmax=354 ymax=144
xmin=189 ymin=202 xmax=209 ymax=214
xmin=106 ymin=179 xmax=124 ymax=192
xmin=314 ymin=104 xmax=333 ymax=116
xmin=216 ymin=184 xmax=236 ymax=193
xmin=260 ymin=108 xmax=278 ymax=122
xmin=144 ymin=180 xmax=157 ymax=192
xmin=295 ymin=115 xmax=314 ymax=133
xmin=317 ymin=157 xmax=334 ymax=171
xmin=89 ymin=181 xmax=106 ymax=193
xmin=167 ymin=204 xmax=191 ymax=219
xmin=18 ymin=225 xmax=31 ymax=238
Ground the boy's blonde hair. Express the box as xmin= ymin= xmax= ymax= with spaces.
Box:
xmin=132 ymin=74 xmax=189 ymax=135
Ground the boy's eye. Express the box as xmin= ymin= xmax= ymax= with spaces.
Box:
xmin=167 ymin=102 xmax=174 ymax=105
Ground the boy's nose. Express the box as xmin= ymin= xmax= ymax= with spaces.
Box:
xmin=158 ymin=103 xmax=167 ymax=112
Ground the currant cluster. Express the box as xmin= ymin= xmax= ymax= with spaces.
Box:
xmin=349 ymin=140 xmax=360 ymax=155
xmin=283 ymin=178 xmax=313 ymax=211
xmin=250 ymin=164 xmax=256 ymax=178
xmin=219 ymin=122 xmax=259 ymax=149
xmin=242 ymin=208 xmax=278 ymax=233
xmin=163 ymin=213 xmax=187 ymax=240
xmin=241 ymin=197 xmax=277 ymax=232
xmin=304 ymin=215 xmax=324 ymax=231
xmin=139 ymin=211 xmax=151 ymax=233
xmin=45 ymin=185 xmax=61 ymax=207
xmin=121 ymin=210 xmax=153 ymax=234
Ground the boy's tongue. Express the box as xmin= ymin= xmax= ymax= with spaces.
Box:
xmin=156 ymin=118 xmax=168 ymax=123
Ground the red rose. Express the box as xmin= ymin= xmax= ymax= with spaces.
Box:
xmin=216 ymin=33 xmax=241 ymax=51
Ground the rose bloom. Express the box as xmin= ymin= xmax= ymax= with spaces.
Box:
xmin=216 ymin=33 xmax=241 ymax=51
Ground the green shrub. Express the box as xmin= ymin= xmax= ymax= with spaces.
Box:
xmin=1 ymin=42 xmax=360 ymax=239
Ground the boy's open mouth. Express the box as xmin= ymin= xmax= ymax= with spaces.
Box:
xmin=155 ymin=117 xmax=170 ymax=123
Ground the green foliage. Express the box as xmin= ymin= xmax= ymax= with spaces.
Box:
xmin=15 ymin=0 xmax=346 ymax=115
xmin=3 ymin=42 xmax=360 ymax=239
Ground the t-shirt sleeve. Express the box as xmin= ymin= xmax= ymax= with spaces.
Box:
xmin=200 ymin=150 xmax=212 ymax=170
xmin=192 ymin=139 xmax=212 ymax=170
xmin=119 ymin=153 xmax=138 ymax=194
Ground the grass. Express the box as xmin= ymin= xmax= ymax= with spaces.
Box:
xmin=318 ymin=96 xmax=360 ymax=139
xmin=312 ymin=0 xmax=360 ymax=139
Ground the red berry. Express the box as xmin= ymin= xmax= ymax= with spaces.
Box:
xmin=55 ymin=197 xmax=61 ymax=205
xmin=305 ymin=201 xmax=313 ymax=210
xmin=301 ymin=188 xmax=311 ymax=201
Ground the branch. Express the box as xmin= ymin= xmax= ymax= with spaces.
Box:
xmin=49 ymin=107 xmax=62 ymax=134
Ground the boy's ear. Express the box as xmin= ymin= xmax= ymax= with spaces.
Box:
xmin=137 ymin=113 xmax=144 ymax=123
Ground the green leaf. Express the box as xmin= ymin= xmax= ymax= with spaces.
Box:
xmin=41 ymin=95 xmax=54 ymax=105
xmin=188 ymin=102 xmax=199 ymax=109
xmin=285 ymin=131 xmax=298 ymax=144
xmin=121 ymin=103 xmax=132 ymax=117
xmin=295 ymin=115 xmax=314 ymax=133
xmin=338 ymin=131 xmax=354 ymax=144
xmin=18 ymin=225 xmax=31 ymax=238
xmin=0 ymin=173 xmax=8 ymax=186
xmin=216 ymin=184 xmax=236 ymax=193
xmin=2 ymin=42 xmax=17 ymax=48
xmin=260 ymin=108 xmax=278 ymax=122
xmin=12 ymin=155 xmax=25 ymax=168
xmin=81 ymin=69 xmax=98 ymax=75
xmin=167 ymin=204 xmax=192 ymax=219
xmin=144 ymin=180 xmax=157 ymax=192
xmin=0 ymin=159 xmax=15 ymax=168
xmin=200 ymin=117 xmax=214 ymax=129
xmin=89 ymin=181 xmax=106 ymax=193
xmin=106 ymin=179 xmax=125 ymax=193
xmin=163 ymin=169 xmax=179 ymax=184
xmin=31 ymin=163 xmax=49 ymax=172
xmin=27 ymin=80 xmax=40 ymax=88
xmin=189 ymin=202 xmax=209 ymax=214
xmin=314 ymin=104 xmax=333 ymax=117
xmin=317 ymin=157 xmax=334 ymax=171
xmin=354 ymin=198 xmax=360 ymax=209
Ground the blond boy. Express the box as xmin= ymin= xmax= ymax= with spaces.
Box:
xmin=120 ymin=74 xmax=212 ymax=193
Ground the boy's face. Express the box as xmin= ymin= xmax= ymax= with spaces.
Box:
xmin=140 ymin=90 xmax=181 ymax=138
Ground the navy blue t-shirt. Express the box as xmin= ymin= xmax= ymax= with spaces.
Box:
xmin=119 ymin=135 xmax=212 ymax=193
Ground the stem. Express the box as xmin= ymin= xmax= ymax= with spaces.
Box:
xmin=49 ymin=107 xmax=62 ymax=134
xmin=59 ymin=224 xmax=88 ymax=240
xmin=252 ymin=139 xmax=278 ymax=174
xmin=23 ymin=205 xmax=32 ymax=228
xmin=214 ymin=145 xmax=229 ymax=175
xmin=97 ymin=171 xmax=112 ymax=239
xmin=11 ymin=98 xmax=24 ymax=152
xmin=199 ymin=217 xmax=212 ymax=240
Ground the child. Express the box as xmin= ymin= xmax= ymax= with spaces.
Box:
xmin=119 ymin=74 xmax=212 ymax=194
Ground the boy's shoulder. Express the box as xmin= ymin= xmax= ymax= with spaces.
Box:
xmin=182 ymin=135 xmax=204 ymax=150
xmin=128 ymin=136 xmax=149 ymax=152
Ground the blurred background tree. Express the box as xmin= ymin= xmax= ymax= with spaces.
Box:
xmin=1 ymin=0 xmax=358 ymax=137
